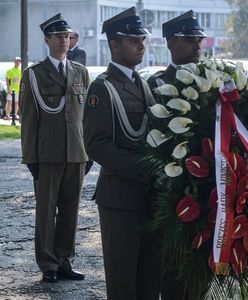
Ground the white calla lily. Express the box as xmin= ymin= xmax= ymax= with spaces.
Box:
xmin=201 ymin=56 xmax=212 ymax=68
xmin=149 ymin=104 xmax=171 ymax=118
xmin=146 ymin=129 xmax=172 ymax=148
xmin=216 ymin=61 xmax=224 ymax=71
xmin=180 ymin=63 xmax=200 ymax=75
xmin=201 ymin=57 xmax=218 ymax=71
xmin=191 ymin=74 xmax=211 ymax=92
xmin=215 ymin=70 xmax=231 ymax=82
xmin=235 ymin=63 xmax=247 ymax=90
xmin=168 ymin=117 xmax=193 ymax=134
xmin=176 ymin=69 xmax=194 ymax=85
xmin=172 ymin=142 xmax=188 ymax=159
xmin=181 ymin=86 xmax=199 ymax=100
xmin=205 ymin=68 xmax=222 ymax=88
xmin=154 ymin=84 xmax=179 ymax=97
xmin=164 ymin=162 xmax=183 ymax=177
xmin=166 ymin=98 xmax=191 ymax=114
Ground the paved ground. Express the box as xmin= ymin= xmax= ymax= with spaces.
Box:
xmin=0 ymin=139 xmax=106 ymax=300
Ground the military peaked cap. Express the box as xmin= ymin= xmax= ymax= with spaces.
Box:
xmin=102 ymin=6 xmax=150 ymax=40
xmin=162 ymin=10 xmax=206 ymax=38
xmin=40 ymin=13 xmax=72 ymax=35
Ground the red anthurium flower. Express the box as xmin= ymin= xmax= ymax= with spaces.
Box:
xmin=202 ymin=138 xmax=214 ymax=159
xmin=185 ymin=156 xmax=209 ymax=178
xmin=176 ymin=196 xmax=200 ymax=222
xmin=236 ymin=192 xmax=248 ymax=214
xmin=237 ymin=176 xmax=248 ymax=195
xmin=231 ymin=240 xmax=247 ymax=274
xmin=192 ymin=228 xmax=211 ymax=250
xmin=208 ymin=209 xmax=217 ymax=230
xmin=232 ymin=215 xmax=248 ymax=239
xmin=208 ymin=188 xmax=218 ymax=209
xmin=243 ymin=232 xmax=248 ymax=252
xmin=229 ymin=152 xmax=246 ymax=178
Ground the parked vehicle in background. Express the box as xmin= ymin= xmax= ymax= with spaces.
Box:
xmin=86 ymin=66 xmax=107 ymax=81
xmin=138 ymin=65 xmax=166 ymax=81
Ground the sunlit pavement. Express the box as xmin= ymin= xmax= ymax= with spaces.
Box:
xmin=0 ymin=139 xmax=106 ymax=299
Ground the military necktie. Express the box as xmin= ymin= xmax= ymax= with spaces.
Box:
xmin=132 ymin=71 xmax=141 ymax=90
xmin=67 ymin=50 xmax=72 ymax=59
xmin=58 ymin=61 xmax=66 ymax=83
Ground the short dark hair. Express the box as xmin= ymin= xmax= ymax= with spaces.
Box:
xmin=71 ymin=31 xmax=79 ymax=39
xmin=108 ymin=34 xmax=124 ymax=50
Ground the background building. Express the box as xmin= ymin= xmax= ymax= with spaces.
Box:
xmin=0 ymin=0 xmax=231 ymax=66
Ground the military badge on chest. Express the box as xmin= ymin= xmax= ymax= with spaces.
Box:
xmin=78 ymin=95 xmax=84 ymax=104
xmin=72 ymin=83 xmax=86 ymax=104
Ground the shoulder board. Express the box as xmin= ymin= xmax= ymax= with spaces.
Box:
xmin=28 ymin=61 xmax=42 ymax=69
xmin=95 ymin=71 xmax=110 ymax=82
xmin=70 ymin=60 xmax=85 ymax=68
xmin=152 ymin=70 xmax=165 ymax=78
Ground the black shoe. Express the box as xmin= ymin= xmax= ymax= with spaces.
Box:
xmin=42 ymin=270 xmax=57 ymax=283
xmin=57 ymin=268 xmax=85 ymax=280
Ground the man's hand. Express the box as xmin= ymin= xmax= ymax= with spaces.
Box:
xmin=27 ymin=163 xmax=39 ymax=180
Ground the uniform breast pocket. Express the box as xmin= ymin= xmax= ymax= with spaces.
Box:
xmin=40 ymin=87 xmax=63 ymax=107
xmin=72 ymin=85 xmax=87 ymax=104
xmin=124 ymin=101 xmax=145 ymax=113
xmin=123 ymin=102 xmax=146 ymax=130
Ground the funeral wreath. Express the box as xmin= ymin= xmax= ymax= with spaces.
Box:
xmin=144 ymin=57 xmax=248 ymax=299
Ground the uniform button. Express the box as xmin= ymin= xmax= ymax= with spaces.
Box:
xmin=66 ymin=89 xmax=70 ymax=93
xmin=67 ymin=119 xmax=71 ymax=123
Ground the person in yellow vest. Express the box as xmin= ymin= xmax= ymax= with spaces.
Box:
xmin=5 ymin=56 xmax=22 ymax=120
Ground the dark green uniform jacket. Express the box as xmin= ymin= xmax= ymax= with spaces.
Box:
xmin=83 ymin=63 xmax=156 ymax=210
xmin=19 ymin=58 xmax=90 ymax=163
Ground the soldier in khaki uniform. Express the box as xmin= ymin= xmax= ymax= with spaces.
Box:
xmin=83 ymin=7 xmax=162 ymax=300
xmin=19 ymin=13 xmax=90 ymax=283
xmin=148 ymin=10 xmax=206 ymax=93
xmin=147 ymin=11 xmax=207 ymax=300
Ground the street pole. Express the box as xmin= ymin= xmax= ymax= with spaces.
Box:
xmin=21 ymin=0 xmax=28 ymax=72
xmin=136 ymin=0 xmax=144 ymax=13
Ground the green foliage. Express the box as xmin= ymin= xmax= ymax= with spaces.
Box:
xmin=224 ymin=0 xmax=248 ymax=58
xmin=0 ymin=125 xmax=20 ymax=140
xmin=144 ymin=58 xmax=248 ymax=299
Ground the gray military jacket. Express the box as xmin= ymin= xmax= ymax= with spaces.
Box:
xmin=19 ymin=57 xmax=90 ymax=163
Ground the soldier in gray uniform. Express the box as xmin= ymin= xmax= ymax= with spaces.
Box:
xmin=83 ymin=7 xmax=161 ymax=300
xmin=19 ymin=13 xmax=90 ymax=283
xmin=147 ymin=10 xmax=206 ymax=94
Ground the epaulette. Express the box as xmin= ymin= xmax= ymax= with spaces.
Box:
xmin=28 ymin=61 xmax=42 ymax=69
xmin=70 ymin=60 xmax=86 ymax=69
xmin=95 ymin=71 xmax=110 ymax=82
xmin=152 ymin=70 xmax=165 ymax=78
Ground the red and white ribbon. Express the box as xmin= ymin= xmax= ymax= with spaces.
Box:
xmin=213 ymin=80 xmax=248 ymax=263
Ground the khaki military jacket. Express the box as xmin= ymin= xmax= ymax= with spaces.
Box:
xmin=83 ymin=63 xmax=155 ymax=210
xmin=19 ymin=57 xmax=90 ymax=163
xmin=147 ymin=64 xmax=177 ymax=95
